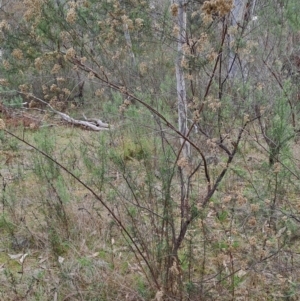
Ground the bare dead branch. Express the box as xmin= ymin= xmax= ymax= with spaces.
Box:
xmin=18 ymin=92 xmax=109 ymax=131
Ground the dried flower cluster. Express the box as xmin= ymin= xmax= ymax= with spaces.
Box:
xmin=0 ymin=20 xmax=10 ymax=31
xmin=139 ymin=62 xmax=147 ymax=75
xmin=50 ymin=84 xmax=60 ymax=93
xmin=95 ymin=88 xmax=104 ymax=97
xmin=206 ymin=95 xmax=221 ymax=111
xmin=88 ymin=71 xmax=95 ymax=79
xmin=170 ymin=3 xmax=179 ymax=17
xmin=12 ymin=49 xmax=24 ymax=60
xmin=43 ymin=82 xmax=71 ymax=103
xmin=49 ymin=98 xmax=67 ymax=111
xmin=2 ymin=60 xmax=11 ymax=70
xmin=206 ymin=137 xmax=218 ymax=153
xmin=201 ymin=0 xmax=233 ymax=23
xmin=121 ymin=15 xmax=134 ymax=30
xmin=0 ymin=79 xmax=9 ymax=86
xmin=238 ymin=40 xmax=258 ymax=62
xmin=65 ymin=48 xmax=76 ymax=60
xmin=34 ymin=57 xmax=43 ymax=70
xmin=135 ymin=18 xmax=144 ymax=29
xmin=119 ymin=98 xmax=131 ymax=114
xmin=57 ymin=77 xmax=66 ymax=84
xmin=60 ymin=31 xmax=71 ymax=44
xmin=24 ymin=0 xmax=44 ymax=21
xmin=177 ymin=156 xmax=189 ymax=168
xmin=172 ymin=25 xmax=180 ymax=37
xmin=51 ymin=64 xmax=62 ymax=74
xmin=0 ymin=119 xmax=5 ymax=129
xmin=80 ymin=57 xmax=87 ymax=64
xmin=62 ymin=88 xmax=71 ymax=96
xmin=19 ymin=84 xmax=30 ymax=94
xmin=193 ymin=109 xmax=201 ymax=122
xmin=195 ymin=33 xmax=209 ymax=53
xmin=206 ymin=51 xmax=218 ymax=62
xmin=66 ymin=8 xmax=76 ymax=24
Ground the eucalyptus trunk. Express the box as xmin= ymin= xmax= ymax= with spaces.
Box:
xmin=174 ymin=0 xmax=190 ymax=158
xmin=228 ymin=0 xmax=248 ymax=78
xmin=119 ymin=0 xmax=136 ymax=67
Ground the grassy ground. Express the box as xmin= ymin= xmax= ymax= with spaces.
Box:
xmin=0 ymin=108 xmax=300 ymax=300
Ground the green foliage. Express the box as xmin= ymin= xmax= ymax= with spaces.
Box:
xmin=266 ymin=85 xmax=294 ymax=165
xmin=285 ymin=0 xmax=300 ymax=31
xmin=49 ymin=227 xmax=69 ymax=257
xmin=217 ymin=210 xmax=228 ymax=222
xmin=54 ymin=176 xmax=70 ymax=204
xmin=0 ymin=214 xmax=15 ymax=234
xmin=135 ymin=277 xmax=151 ymax=299
xmin=77 ymin=256 xmax=92 ymax=268
xmin=122 ymin=137 xmax=151 ymax=161
xmin=2 ymin=0 xmax=300 ymax=300
xmin=3 ymin=95 xmax=24 ymax=109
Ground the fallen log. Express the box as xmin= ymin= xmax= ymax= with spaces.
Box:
xmin=57 ymin=111 xmax=109 ymax=131
xmin=19 ymin=93 xmax=109 ymax=131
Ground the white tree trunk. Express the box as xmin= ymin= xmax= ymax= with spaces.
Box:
xmin=228 ymin=0 xmax=248 ymax=78
xmin=174 ymin=0 xmax=190 ymax=158
xmin=123 ymin=23 xmax=136 ymax=66
xmin=119 ymin=0 xmax=136 ymax=67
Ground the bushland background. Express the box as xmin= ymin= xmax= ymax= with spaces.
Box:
xmin=0 ymin=0 xmax=300 ymax=300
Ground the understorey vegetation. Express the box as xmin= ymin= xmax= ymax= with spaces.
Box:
xmin=0 ymin=0 xmax=300 ymax=300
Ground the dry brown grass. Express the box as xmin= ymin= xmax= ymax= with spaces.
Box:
xmin=0 ymin=119 xmax=300 ymax=300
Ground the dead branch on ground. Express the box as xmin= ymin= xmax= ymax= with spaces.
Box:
xmin=19 ymin=93 xmax=110 ymax=131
